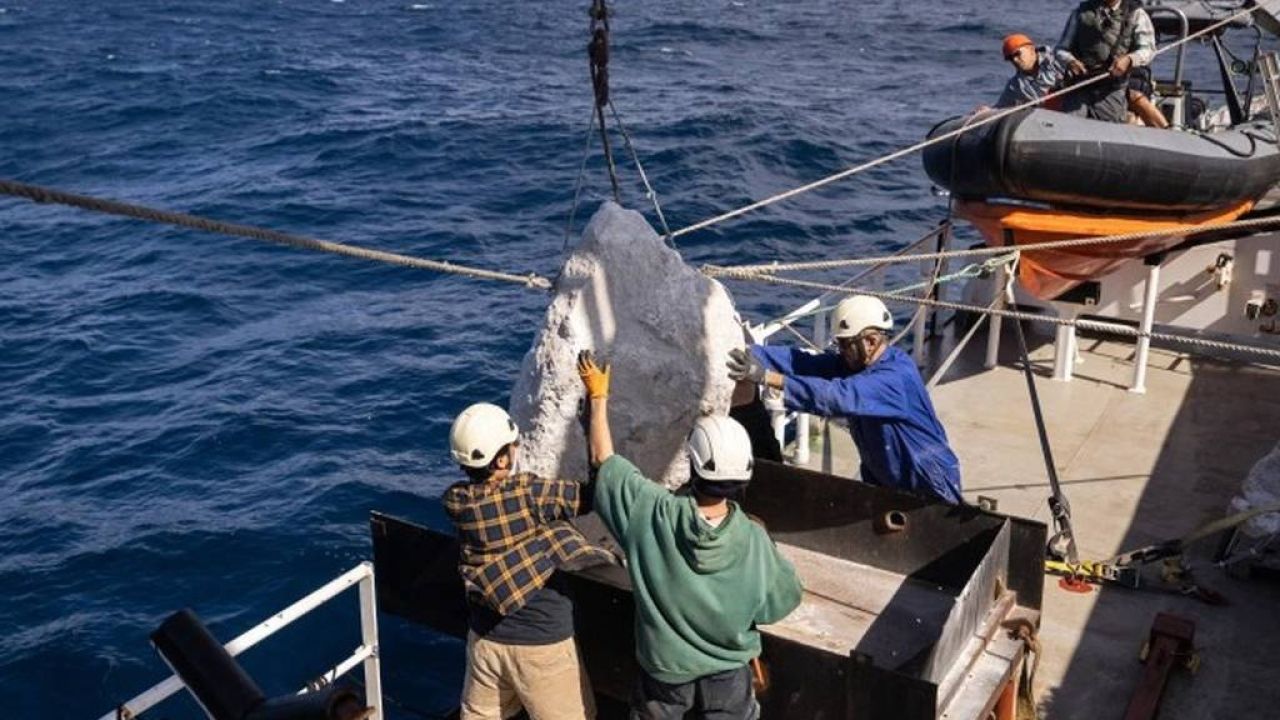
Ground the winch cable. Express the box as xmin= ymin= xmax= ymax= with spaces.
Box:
xmin=570 ymin=0 xmax=673 ymax=249
xmin=588 ymin=0 xmax=621 ymax=203
xmin=0 ymin=178 xmax=553 ymax=290
xmin=668 ymin=3 xmax=1266 ymax=240
xmin=1003 ymin=255 xmax=1080 ymax=565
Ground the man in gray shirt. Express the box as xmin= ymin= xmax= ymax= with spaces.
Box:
xmin=1054 ymin=0 xmax=1156 ymax=122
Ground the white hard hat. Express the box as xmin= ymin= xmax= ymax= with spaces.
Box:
xmin=685 ymin=415 xmax=754 ymax=482
xmin=830 ymin=295 xmax=893 ymax=339
xmin=450 ymin=403 xmax=519 ymax=469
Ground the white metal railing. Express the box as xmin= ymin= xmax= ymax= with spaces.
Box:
xmin=750 ymin=227 xmax=950 ymax=464
xmin=748 ymin=221 xmax=1271 ymax=459
xmin=97 ymin=562 xmax=383 ymax=720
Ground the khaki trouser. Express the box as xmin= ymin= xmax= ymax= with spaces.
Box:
xmin=460 ymin=633 xmax=596 ymax=720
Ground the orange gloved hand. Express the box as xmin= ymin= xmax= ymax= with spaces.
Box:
xmin=577 ymin=350 xmax=611 ymax=399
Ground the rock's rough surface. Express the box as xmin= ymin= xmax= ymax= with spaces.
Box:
xmin=1231 ymin=441 xmax=1280 ymax=538
xmin=510 ymin=202 xmax=742 ymax=488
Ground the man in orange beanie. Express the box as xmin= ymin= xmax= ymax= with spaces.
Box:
xmin=993 ymin=33 xmax=1068 ymax=109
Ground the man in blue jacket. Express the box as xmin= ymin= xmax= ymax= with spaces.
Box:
xmin=727 ymin=295 xmax=963 ymax=504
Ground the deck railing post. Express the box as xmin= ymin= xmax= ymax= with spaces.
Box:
xmin=913 ymin=305 xmax=929 ymax=367
xmin=1130 ymin=257 xmax=1163 ymax=394
xmin=771 ymin=406 xmax=787 ymax=457
xmin=933 ymin=223 xmax=951 ymax=340
xmin=358 ymin=563 xmax=385 ymax=720
xmin=1053 ymin=317 xmax=1077 ymax=382
xmin=985 ymin=263 xmax=1006 ymax=369
xmin=794 ymin=411 xmax=810 ymax=465
xmin=793 ymin=310 xmax=828 ymax=465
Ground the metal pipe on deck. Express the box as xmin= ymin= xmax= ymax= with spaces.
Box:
xmin=357 ymin=567 xmax=384 ymax=720
xmin=1053 ymin=320 xmax=1077 ymax=382
xmin=793 ymin=310 xmax=829 ymax=465
xmin=1131 ymin=257 xmax=1163 ymax=394
xmin=771 ymin=406 xmax=787 ymax=458
xmin=794 ymin=412 xmax=810 ymax=464
xmin=913 ymin=303 xmax=929 ymax=366
xmin=985 ymin=262 xmax=1006 ymax=369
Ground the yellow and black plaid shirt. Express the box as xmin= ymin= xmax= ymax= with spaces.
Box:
xmin=442 ymin=472 xmax=612 ymax=617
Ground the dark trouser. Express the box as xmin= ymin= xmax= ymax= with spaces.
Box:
xmin=630 ymin=665 xmax=759 ymax=720
xmin=1061 ymin=76 xmax=1128 ymax=123
xmin=729 ymin=397 xmax=782 ymax=463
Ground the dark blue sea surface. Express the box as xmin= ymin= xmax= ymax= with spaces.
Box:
xmin=0 ymin=1 xmax=1257 ymax=716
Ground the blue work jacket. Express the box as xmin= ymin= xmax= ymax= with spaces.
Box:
xmin=752 ymin=344 xmax=963 ymax=504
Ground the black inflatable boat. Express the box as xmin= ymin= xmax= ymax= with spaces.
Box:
xmin=923 ymin=108 xmax=1280 ymax=212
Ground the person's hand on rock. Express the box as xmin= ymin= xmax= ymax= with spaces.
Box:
xmin=726 ymin=347 xmax=766 ymax=384
xmin=578 ymin=350 xmax=611 ymax=399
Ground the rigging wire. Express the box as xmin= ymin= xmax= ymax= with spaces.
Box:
xmin=608 ymin=99 xmax=675 ymax=246
xmin=564 ymin=104 xmax=601 ymax=251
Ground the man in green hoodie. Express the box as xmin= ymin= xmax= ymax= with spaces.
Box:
xmin=577 ymin=351 xmax=804 ymax=719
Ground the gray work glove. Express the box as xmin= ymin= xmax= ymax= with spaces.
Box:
xmin=726 ymin=347 xmax=766 ymax=384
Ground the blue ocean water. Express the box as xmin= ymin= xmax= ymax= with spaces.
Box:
xmin=0 ymin=1 xmax=1240 ymax=716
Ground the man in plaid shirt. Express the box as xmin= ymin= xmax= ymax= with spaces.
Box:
xmin=444 ymin=402 xmax=612 ymax=719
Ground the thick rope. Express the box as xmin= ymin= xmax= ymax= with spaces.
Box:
xmin=716 ymin=268 xmax=1280 ymax=361
xmin=671 ymin=4 xmax=1264 ymax=239
xmin=703 ymin=213 xmax=1280 ymax=277
xmin=0 ymin=178 xmax=553 ymax=290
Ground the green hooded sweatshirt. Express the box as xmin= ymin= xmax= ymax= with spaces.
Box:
xmin=594 ymin=454 xmax=804 ymax=684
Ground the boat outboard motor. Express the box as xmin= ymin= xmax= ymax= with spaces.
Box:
xmin=150 ymin=609 xmax=366 ymax=720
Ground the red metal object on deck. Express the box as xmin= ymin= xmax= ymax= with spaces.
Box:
xmin=1122 ymin=613 xmax=1197 ymax=720
xmin=992 ymin=662 xmax=1020 ymax=720
xmin=1057 ymin=576 xmax=1094 ymax=594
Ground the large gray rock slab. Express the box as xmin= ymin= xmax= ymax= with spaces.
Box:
xmin=510 ymin=202 xmax=741 ymax=488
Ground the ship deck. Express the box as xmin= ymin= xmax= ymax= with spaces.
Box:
xmin=799 ymin=332 xmax=1280 ymax=718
